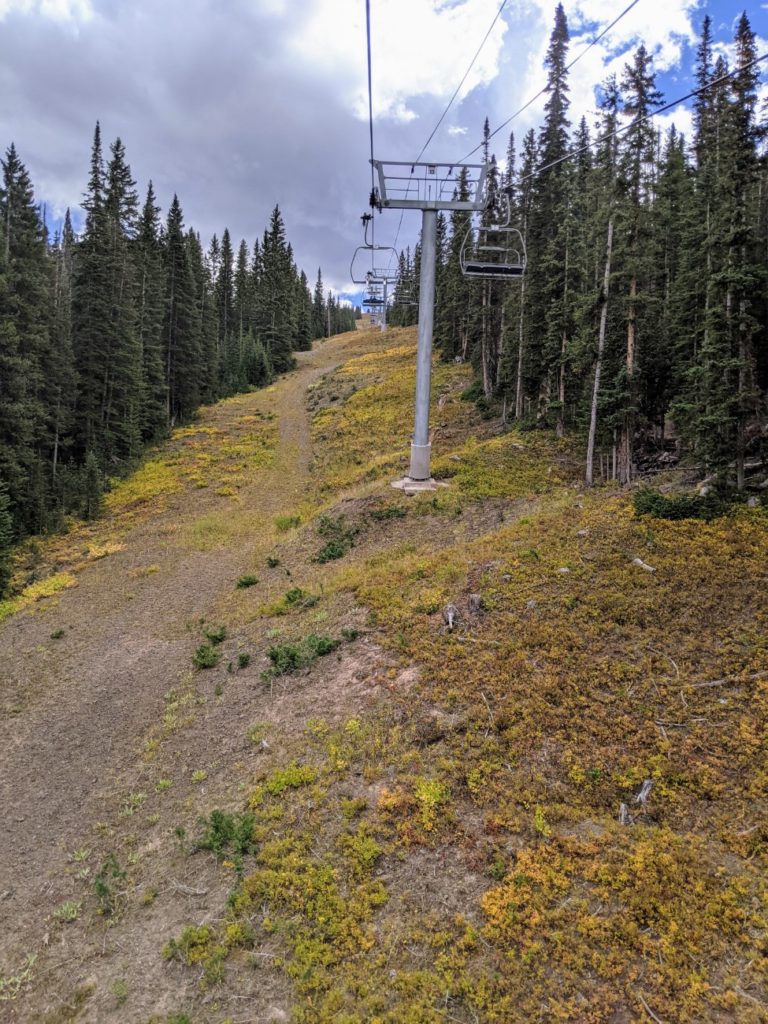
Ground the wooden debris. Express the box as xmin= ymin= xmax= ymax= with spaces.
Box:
xmin=171 ymin=880 xmax=208 ymax=897
xmin=632 ymin=557 xmax=656 ymax=573
xmin=637 ymin=991 xmax=666 ymax=1023
xmin=690 ymin=670 xmax=767 ymax=689
xmin=619 ymin=803 xmax=632 ymax=825
xmin=442 ymin=604 xmax=459 ymax=632
xmin=468 ymin=593 xmax=482 ymax=613
xmin=634 ymin=779 xmax=653 ymax=806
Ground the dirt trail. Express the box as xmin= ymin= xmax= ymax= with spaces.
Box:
xmin=0 ymin=330 xmax=380 ymax=998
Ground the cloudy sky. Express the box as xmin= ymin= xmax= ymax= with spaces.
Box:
xmin=1 ymin=0 xmax=766 ymax=300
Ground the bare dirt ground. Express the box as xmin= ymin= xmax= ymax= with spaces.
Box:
xmin=0 ymin=329 xmax=396 ymax=1023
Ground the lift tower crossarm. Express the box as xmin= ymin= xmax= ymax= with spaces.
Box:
xmin=371 ymin=160 xmax=488 ymax=212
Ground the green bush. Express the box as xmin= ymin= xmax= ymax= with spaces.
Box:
xmin=316 ymin=540 xmax=348 ymax=563
xmin=275 ymin=514 xmax=301 ymax=532
xmin=370 ymin=505 xmax=407 ymax=522
xmin=193 ymin=643 xmax=221 ymax=669
xmin=93 ymin=854 xmax=125 ymax=916
xmin=236 ymin=574 xmax=259 ymax=589
xmin=314 ymin=514 xmax=358 ymax=563
xmin=197 ymin=809 xmax=256 ymax=859
xmin=204 ymin=625 xmax=226 ymax=644
xmin=633 ymin=487 xmax=727 ymax=522
xmin=460 ymin=379 xmax=484 ymax=402
xmin=265 ymin=633 xmax=341 ymax=678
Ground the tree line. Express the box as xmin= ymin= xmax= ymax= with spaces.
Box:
xmin=390 ymin=8 xmax=767 ymax=490
xmin=0 ymin=124 xmax=357 ymax=589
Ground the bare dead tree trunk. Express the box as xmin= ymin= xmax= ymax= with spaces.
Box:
xmin=514 ymin=210 xmax=529 ymax=420
xmin=586 ymin=217 xmax=614 ymax=486
xmin=481 ymin=281 xmax=492 ymax=399
xmin=556 ymin=229 xmax=570 ymax=438
xmin=496 ymin=298 xmax=505 ymax=390
xmin=618 ymin=272 xmax=637 ymax=485
xmin=514 ymin=274 xmax=525 ymax=419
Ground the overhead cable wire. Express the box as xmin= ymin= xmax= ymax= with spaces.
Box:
xmin=382 ymin=0 xmax=639 ymax=277
xmin=458 ymin=0 xmax=642 ymax=162
xmin=365 ymin=0 xmax=376 ymax=266
xmin=415 ymin=0 xmax=510 ymax=164
xmin=520 ymin=51 xmax=768 ymax=184
xmin=387 ymin=0 xmax=511 ymax=269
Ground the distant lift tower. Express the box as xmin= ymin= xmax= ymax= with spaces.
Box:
xmin=350 ymin=216 xmax=399 ymax=333
xmin=371 ymin=160 xmax=489 ymax=488
xmin=365 ymin=268 xmax=399 ymax=332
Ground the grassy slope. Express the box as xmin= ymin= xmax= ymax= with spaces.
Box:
xmin=2 ymin=327 xmax=766 ymax=1024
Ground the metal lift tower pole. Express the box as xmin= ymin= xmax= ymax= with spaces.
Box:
xmin=371 ymin=160 xmax=488 ymax=488
xmin=410 ymin=209 xmax=436 ymax=479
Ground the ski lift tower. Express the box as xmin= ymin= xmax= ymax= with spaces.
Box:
xmin=371 ymin=160 xmax=489 ymax=489
xmin=369 ymin=267 xmax=399 ymax=333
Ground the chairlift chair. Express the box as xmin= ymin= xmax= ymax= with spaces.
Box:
xmin=394 ymin=279 xmax=418 ymax=305
xmin=362 ymin=278 xmax=386 ymax=308
xmin=460 ymin=193 xmax=526 ymax=280
xmin=350 ymin=212 xmax=398 ymax=285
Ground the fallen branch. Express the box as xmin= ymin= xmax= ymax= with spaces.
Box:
xmin=637 ymin=991 xmax=666 ymax=1024
xmin=689 ymin=670 xmax=767 ymax=690
xmin=632 ymin=557 xmax=656 ymax=573
xmin=171 ymin=880 xmax=208 ymax=897
xmin=647 ymin=645 xmax=679 ymax=679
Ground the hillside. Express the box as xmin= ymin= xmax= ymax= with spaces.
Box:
xmin=1 ymin=325 xmax=766 ymax=1024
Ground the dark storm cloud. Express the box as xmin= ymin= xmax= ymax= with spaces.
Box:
xmin=0 ymin=0 xmax=399 ymax=291
xmin=0 ymin=0 xmax=578 ymax=293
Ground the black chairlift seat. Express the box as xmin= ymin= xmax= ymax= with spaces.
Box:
xmin=462 ymin=260 xmax=524 ymax=279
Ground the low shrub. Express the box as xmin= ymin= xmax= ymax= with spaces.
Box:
xmin=193 ymin=643 xmax=221 ymax=669
xmin=236 ymin=574 xmax=259 ymax=589
xmin=633 ymin=487 xmax=727 ymax=521
xmin=196 ymin=809 xmax=257 ymax=859
xmin=369 ymin=505 xmax=407 ymax=522
xmin=315 ymin=514 xmax=358 ymax=563
xmin=264 ymin=633 xmax=341 ymax=678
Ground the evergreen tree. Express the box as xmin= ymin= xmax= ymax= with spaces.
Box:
xmin=526 ymin=3 xmax=571 ymax=422
xmin=312 ymin=268 xmax=326 ymax=338
xmin=72 ymin=122 xmax=111 ymax=458
xmin=102 ymin=136 xmax=142 ymax=460
xmin=255 ymin=205 xmax=296 ymax=372
xmin=48 ymin=210 xmax=78 ymax=494
xmin=0 ymin=143 xmax=51 ymax=531
xmin=134 ymin=182 xmax=167 ymax=441
xmin=186 ymin=228 xmax=218 ymax=404
xmin=216 ymin=228 xmax=237 ymax=392
xmin=615 ymin=44 xmax=663 ymax=482
xmin=435 ymin=167 xmax=475 ymax=360
xmin=295 ymin=269 xmax=313 ymax=351
xmin=162 ymin=195 xmax=201 ymax=423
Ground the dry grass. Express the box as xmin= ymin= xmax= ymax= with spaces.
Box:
xmin=2 ymin=326 xmax=766 ymax=1024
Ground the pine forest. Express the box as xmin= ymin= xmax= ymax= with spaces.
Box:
xmin=0 ymin=124 xmax=356 ymax=591
xmin=391 ymin=9 xmax=767 ymax=494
